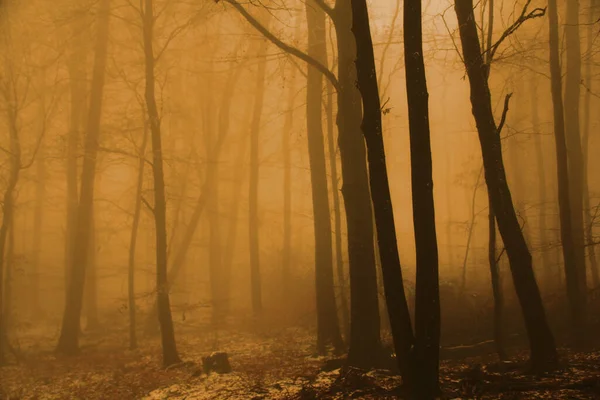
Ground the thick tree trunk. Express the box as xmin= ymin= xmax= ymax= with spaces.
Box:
xmin=325 ymin=80 xmax=349 ymax=340
xmin=454 ymin=0 xmax=558 ymax=370
xmin=548 ymin=0 xmax=587 ymax=346
xmin=403 ymin=0 xmax=441 ymax=395
xmin=128 ymin=119 xmax=148 ymax=350
xmin=350 ymin=0 xmax=415 ymax=384
xmin=332 ymin=1 xmax=382 ymax=368
xmin=564 ymin=0 xmax=588 ymax=308
xmin=56 ymin=0 xmax=110 ymax=355
xmin=306 ymin=0 xmax=343 ymax=354
xmin=31 ymin=116 xmax=46 ymax=319
xmin=143 ymin=0 xmax=181 ymax=367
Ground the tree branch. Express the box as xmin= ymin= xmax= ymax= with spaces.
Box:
xmin=486 ymin=0 xmax=546 ymax=63
xmin=221 ymin=0 xmax=340 ymax=92
xmin=496 ymin=93 xmax=512 ymax=136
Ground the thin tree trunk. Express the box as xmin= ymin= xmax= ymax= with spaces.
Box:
xmin=564 ymin=0 xmax=588 ymax=312
xmin=128 ymin=118 xmax=148 ymax=351
xmin=582 ymin=0 xmax=599 ymax=287
xmin=65 ymin=19 xmax=88 ymax=295
xmin=454 ymin=0 xmax=558 ymax=370
xmin=325 ymin=79 xmax=349 ymax=340
xmin=248 ymin=13 xmax=270 ymax=316
xmin=32 ymin=110 xmax=46 ymax=319
xmin=488 ymin=197 xmax=505 ymax=360
xmin=548 ymin=0 xmax=587 ymax=346
xmin=143 ymin=0 xmax=181 ymax=367
xmin=350 ymin=0 xmax=415 ymax=384
xmin=403 ymin=0 xmax=441 ymax=394
xmin=56 ymin=0 xmax=110 ymax=355
xmin=306 ymin=0 xmax=343 ymax=354
xmin=84 ymin=208 xmax=99 ymax=330
xmin=282 ymin=44 xmax=297 ymax=301
xmin=530 ymin=75 xmax=552 ymax=280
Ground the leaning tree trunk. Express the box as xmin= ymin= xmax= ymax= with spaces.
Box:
xmin=306 ymin=0 xmax=344 ymax=354
xmin=56 ymin=0 xmax=110 ymax=355
xmin=350 ymin=0 xmax=415 ymax=385
xmin=403 ymin=0 xmax=441 ymax=395
xmin=454 ymin=0 xmax=558 ymax=370
xmin=548 ymin=0 xmax=587 ymax=346
xmin=143 ymin=0 xmax=181 ymax=367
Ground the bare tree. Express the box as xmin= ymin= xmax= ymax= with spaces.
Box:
xmin=57 ymin=0 xmax=110 ymax=355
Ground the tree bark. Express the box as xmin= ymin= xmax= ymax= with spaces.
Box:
xmin=56 ymin=0 xmax=110 ymax=355
xmin=306 ymin=0 xmax=343 ymax=354
xmin=331 ymin=0 xmax=382 ymax=368
xmin=143 ymin=0 xmax=181 ymax=367
xmin=325 ymin=79 xmax=349 ymax=340
xmin=454 ymin=0 xmax=558 ymax=370
xmin=403 ymin=0 xmax=441 ymax=394
xmin=350 ymin=0 xmax=415 ymax=384
xmin=564 ymin=0 xmax=588 ymax=309
xmin=548 ymin=0 xmax=587 ymax=346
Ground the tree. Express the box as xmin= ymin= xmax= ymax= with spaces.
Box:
xmin=564 ymin=0 xmax=588 ymax=310
xmin=403 ymin=0 xmax=440 ymax=395
xmin=547 ymin=0 xmax=587 ymax=346
xmin=305 ymin=0 xmax=343 ymax=354
xmin=453 ymin=0 xmax=558 ymax=370
xmin=57 ymin=0 xmax=110 ymax=355
xmin=142 ymin=0 xmax=181 ymax=367
xmin=349 ymin=0 xmax=415 ymax=385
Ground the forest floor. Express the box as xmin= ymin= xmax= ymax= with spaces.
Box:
xmin=1 ymin=321 xmax=599 ymax=399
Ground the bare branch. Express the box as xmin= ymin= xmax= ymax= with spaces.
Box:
xmin=221 ymin=0 xmax=340 ymax=92
xmin=496 ymin=92 xmax=512 ymax=136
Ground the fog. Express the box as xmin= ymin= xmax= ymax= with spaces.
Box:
xmin=0 ymin=0 xmax=599 ymax=398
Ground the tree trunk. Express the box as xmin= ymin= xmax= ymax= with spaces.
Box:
xmin=488 ymin=200 xmax=506 ymax=360
xmin=65 ymin=17 xmax=88 ymax=296
xmin=31 ymin=111 xmax=46 ymax=319
xmin=143 ymin=0 xmax=181 ymax=367
xmin=548 ymin=0 xmax=587 ymax=346
xmin=582 ymin=0 xmax=599 ymax=287
xmin=564 ymin=0 xmax=588 ymax=309
xmin=332 ymin=0 xmax=382 ymax=368
xmin=248 ymin=13 xmax=270 ymax=316
xmin=128 ymin=118 xmax=148 ymax=351
xmin=350 ymin=0 xmax=415 ymax=383
xmin=56 ymin=0 xmax=110 ymax=355
xmin=529 ymin=75 xmax=552 ymax=280
xmin=306 ymin=0 xmax=343 ymax=354
xmin=454 ymin=0 xmax=558 ymax=370
xmin=403 ymin=0 xmax=441 ymax=394
xmin=84 ymin=208 xmax=99 ymax=330
xmin=325 ymin=79 xmax=349 ymax=340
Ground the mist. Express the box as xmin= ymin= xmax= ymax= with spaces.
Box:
xmin=0 ymin=0 xmax=599 ymax=398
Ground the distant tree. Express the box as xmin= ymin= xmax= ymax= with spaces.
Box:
xmin=141 ymin=0 xmax=181 ymax=367
xmin=56 ymin=0 xmax=111 ymax=355
xmin=548 ymin=0 xmax=587 ymax=347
